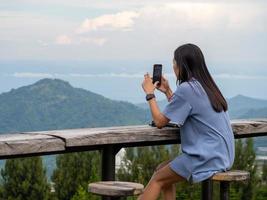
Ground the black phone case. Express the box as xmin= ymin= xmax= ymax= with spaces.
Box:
xmin=153 ymin=64 xmax=162 ymax=86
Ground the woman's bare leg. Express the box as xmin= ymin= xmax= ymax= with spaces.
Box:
xmin=155 ymin=160 xmax=176 ymax=200
xmin=137 ymin=163 xmax=185 ymax=200
xmin=162 ymin=184 xmax=176 ymax=200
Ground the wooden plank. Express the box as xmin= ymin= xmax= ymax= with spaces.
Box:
xmin=231 ymin=118 xmax=267 ymax=137
xmin=0 ymin=133 xmax=65 ymax=157
xmin=211 ymin=170 xmax=250 ymax=182
xmin=0 ymin=119 xmax=266 ymax=159
xmin=34 ymin=125 xmax=180 ymax=147
xmin=31 ymin=119 xmax=267 ymax=148
xmin=88 ymin=181 xmax=144 ymax=196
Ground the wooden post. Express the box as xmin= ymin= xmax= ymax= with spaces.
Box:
xmin=220 ymin=181 xmax=230 ymax=200
xmin=202 ymin=179 xmax=213 ymax=200
xmin=101 ymin=145 xmax=121 ymax=200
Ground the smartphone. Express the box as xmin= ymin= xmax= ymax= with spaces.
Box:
xmin=153 ymin=64 xmax=162 ymax=86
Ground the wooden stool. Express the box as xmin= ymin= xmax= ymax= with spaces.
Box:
xmin=202 ymin=170 xmax=250 ymax=200
xmin=88 ymin=181 xmax=144 ymax=200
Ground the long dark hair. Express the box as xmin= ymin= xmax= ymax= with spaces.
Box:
xmin=174 ymin=43 xmax=228 ymax=112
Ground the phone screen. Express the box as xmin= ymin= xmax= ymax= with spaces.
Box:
xmin=153 ymin=64 xmax=162 ymax=86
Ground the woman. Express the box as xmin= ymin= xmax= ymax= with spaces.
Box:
xmin=139 ymin=43 xmax=235 ymax=200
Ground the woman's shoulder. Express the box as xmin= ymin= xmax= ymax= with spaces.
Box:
xmin=174 ymin=78 xmax=201 ymax=97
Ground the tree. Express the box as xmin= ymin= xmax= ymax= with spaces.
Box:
xmin=51 ymin=151 xmax=101 ymax=200
xmin=255 ymin=161 xmax=267 ymax=200
xmin=230 ymin=138 xmax=259 ymax=200
xmin=70 ymin=185 xmax=90 ymax=200
xmin=0 ymin=157 xmax=51 ymax=200
xmin=262 ymin=160 xmax=267 ymax=183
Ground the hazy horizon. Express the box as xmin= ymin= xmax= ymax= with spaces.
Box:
xmin=1 ymin=61 xmax=267 ymax=104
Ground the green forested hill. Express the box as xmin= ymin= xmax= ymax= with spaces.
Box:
xmin=0 ymin=78 xmax=151 ymax=178
xmin=0 ymin=78 xmax=150 ymax=134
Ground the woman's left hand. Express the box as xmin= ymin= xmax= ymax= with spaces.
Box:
xmin=142 ymin=73 xmax=159 ymax=94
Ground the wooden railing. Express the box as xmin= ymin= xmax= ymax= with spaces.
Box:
xmin=0 ymin=119 xmax=267 ymax=199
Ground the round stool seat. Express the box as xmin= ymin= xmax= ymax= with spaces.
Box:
xmin=88 ymin=181 xmax=144 ymax=197
xmin=211 ymin=170 xmax=250 ymax=182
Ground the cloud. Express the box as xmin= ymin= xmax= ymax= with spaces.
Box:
xmin=1 ymin=1 xmax=266 ymax=62
xmin=37 ymin=40 xmax=48 ymax=46
xmin=76 ymin=11 xmax=140 ymax=33
xmin=8 ymin=72 xmax=267 ymax=80
xmin=77 ymin=37 xmax=107 ymax=46
xmin=55 ymin=34 xmax=107 ymax=46
xmin=8 ymin=72 xmax=164 ymax=79
xmin=55 ymin=35 xmax=72 ymax=45
xmin=213 ymin=73 xmax=267 ymax=80
xmin=10 ymin=72 xmax=146 ymax=78
xmin=13 ymin=72 xmax=54 ymax=78
xmin=55 ymin=10 xmax=140 ymax=46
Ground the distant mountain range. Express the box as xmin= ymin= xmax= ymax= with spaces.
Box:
xmin=0 ymin=78 xmax=150 ymax=134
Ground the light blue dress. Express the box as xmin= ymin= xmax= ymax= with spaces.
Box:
xmin=162 ymin=77 xmax=235 ymax=184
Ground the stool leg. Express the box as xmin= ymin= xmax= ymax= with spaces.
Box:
xmin=201 ymin=179 xmax=213 ymax=200
xmin=103 ymin=196 xmax=121 ymax=200
xmin=220 ymin=181 xmax=229 ymax=200
xmin=101 ymin=145 xmax=121 ymax=200
xmin=111 ymin=197 xmax=121 ymax=200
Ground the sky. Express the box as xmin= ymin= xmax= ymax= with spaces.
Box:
xmin=0 ymin=0 xmax=266 ymax=103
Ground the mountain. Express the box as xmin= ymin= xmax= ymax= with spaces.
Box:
xmin=0 ymin=78 xmax=152 ymax=179
xmin=136 ymin=99 xmax=167 ymax=110
xmin=227 ymin=94 xmax=267 ymax=119
xmin=0 ymin=78 xmax=150 ymax=134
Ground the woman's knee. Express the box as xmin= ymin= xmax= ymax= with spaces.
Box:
xmin=150 ymin=176 xmax=166 ymax=189
xmin=151 ymin=163 xmax=185 ymax=187
xmin=155 ymin=159 xmax=172 ymax=172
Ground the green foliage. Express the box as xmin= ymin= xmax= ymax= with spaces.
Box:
xmin=70 ymin=185 xmax=90 ymax=200
xmin=262 ymin=161 xmax=267 ymax=183
xmin=0 ymin=157 xmax=51 ymax=200
xmin=52 ymin=151 xmax=101 ymax=200
xmin=255 ymin=186 xmax=267 ymax=200
xmin=255 ymin=161 xmax=267 ymax=200
xmin=230 ymin=138 xmax=259 ymax=200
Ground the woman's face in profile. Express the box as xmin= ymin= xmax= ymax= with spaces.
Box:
xmin=173 ymin=58 xmax=179 ymax=79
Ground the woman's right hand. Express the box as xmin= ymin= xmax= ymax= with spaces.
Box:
xmin=155 ymin=75 xmax=171 ymax=94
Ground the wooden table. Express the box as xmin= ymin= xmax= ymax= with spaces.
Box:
xmin=0 ymin=119 xmax=267 ymax=200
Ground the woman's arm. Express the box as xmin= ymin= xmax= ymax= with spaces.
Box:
xmin=141 ymin=72 xmax=171 ymax=129
xmin=147 ymin=98 xmax=170 ymax=129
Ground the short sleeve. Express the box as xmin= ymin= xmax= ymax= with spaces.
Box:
xmin=162 ymin=94 xmax=192 ymax=126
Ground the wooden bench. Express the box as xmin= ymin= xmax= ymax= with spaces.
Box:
xmin=88 ymin=181 xmax=144 ymax=200
xmin=202 ymin=170 xmax=250 ymax=200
